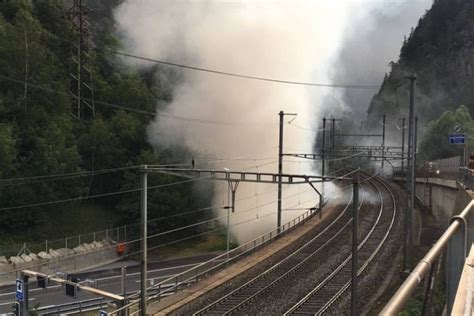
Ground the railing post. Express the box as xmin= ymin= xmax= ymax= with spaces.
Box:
xmin=447 ymin=215 xmax=467 ymax=314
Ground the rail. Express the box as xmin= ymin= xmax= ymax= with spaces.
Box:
xmin=381 ymin=199 xmax=474 ymax=315
xmin=285 ymin=174 xmax=397 ymax=314
xmin=110 ymin=204 xmax=323 ymax=315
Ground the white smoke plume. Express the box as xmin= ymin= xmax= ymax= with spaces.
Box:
xmin=113 ymin=1 xmax=429 ymax=242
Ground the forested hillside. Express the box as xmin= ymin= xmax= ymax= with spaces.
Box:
xmin=0 ymin=1 xmax=213 ymax=240
xmin=365 ymin=0 xmax=474 ymax=159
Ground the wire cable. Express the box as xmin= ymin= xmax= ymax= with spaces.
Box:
xmin=0 ymin=75 xmax=258 ymax=126
xmin=0 ymin=165 xmax=141 ymax=184
xmin=110 ymin=50 xmax=380 ymax=90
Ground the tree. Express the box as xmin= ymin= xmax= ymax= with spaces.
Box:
xmin=418 ymin=105 xmax=474 ymax=161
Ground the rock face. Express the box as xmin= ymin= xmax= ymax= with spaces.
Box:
xmin=365 ymin=0 xmax=474 ymax=140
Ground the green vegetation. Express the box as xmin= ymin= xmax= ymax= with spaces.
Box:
xmin=367 ymin=0 xmax=474 ymax=127
xmin=418 ymin=105 xmax=474 ymax=161
xmin=0 ymin=1 xmax=214 ymax=243
xmin=145 ymin=230 xmax=238 ymax=261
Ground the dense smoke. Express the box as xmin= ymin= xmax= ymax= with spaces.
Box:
xmin=114 ymin=1 xmax=353 ymax=242
xmin=114 ymin=1 xmax=431 ymax=242
xmin=323 ymin=0 xmax=432 ymax=122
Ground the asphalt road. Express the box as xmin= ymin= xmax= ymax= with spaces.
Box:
xmin=0 ymin=253 xmax=220 ymax=314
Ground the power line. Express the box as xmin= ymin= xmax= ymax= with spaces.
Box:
xmin=0 ymin=166 xmax=143 ymax=187
xmin=0 ymin=176 xmax=207 ymax=211
xmin=0 ymin=160 xmax=278 ymax=211
xmin=0 ymin=165 xmax=140 ymax=183
xmin=0 ymin=75 xmax=256 ymax=126
xmin=110 ymin=50 xmax=380 ymax=90
xmin=0 ymin=155 xmax=273 ymax=187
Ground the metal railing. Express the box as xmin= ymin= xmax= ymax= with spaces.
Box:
xmin=381 ymin=199 xmax=474 ymax=315
xmin=111 ymin=205 xmax=322 ymax=315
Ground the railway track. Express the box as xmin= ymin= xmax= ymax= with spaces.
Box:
xmin=190 ymin=172 xmax=393 ymax=315
xmin=284 ymin=175 xmax=397 ymax=315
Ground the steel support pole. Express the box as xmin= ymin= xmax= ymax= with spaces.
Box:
xmin=278 ymin=111 xmax=284 ymax=232
xmin=351 ymin=179 xmax=359 ymax=316
xmin=121 ymin=266 xmax=127 ymax=297
xmin=382 ymin=114 xmax=386 ymax=168
xmin=322 ymin=117 xmax=326 ymax=189
xmin=140 ymin=165 xmax=148 ymax=316
xmin=409 ymin=75 xmax=417 ymax=270
xmin=404 ymin=117 xmax=412 ymax=270
xmin=22 ymin=274 xmax=29 ymax=316
xmin=401 ymin=118 xmax=405 ymax=173
xmin=331 ymin=118 xmax=336 ymax=171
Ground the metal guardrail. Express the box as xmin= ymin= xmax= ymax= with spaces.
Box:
xmin=381 ymin=199 xmax=474 ymax=315
xmin=111 ymin=204 xmax=324 ymax=315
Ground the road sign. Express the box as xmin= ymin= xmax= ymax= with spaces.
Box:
xmin=453 ymin=123 xmax=463 ymax=133
xmin=15 ymin=279 xmax=24 ymax=302
xmin=99 ymin=310 xmax=107 ymax=316
xmin=449 ymin=134 xmax=465 ymax=144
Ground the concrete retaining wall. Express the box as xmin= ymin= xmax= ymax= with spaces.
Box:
xmin=0 ymin=239 xmax=121 ymax=285
xmin=394 ymin=177 xmax=473 ymax=229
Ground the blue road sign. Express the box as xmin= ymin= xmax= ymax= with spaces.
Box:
xmin=99 ymin=310 xmax=107 ymax=316
xmin=15 ymin=279 xmax=24 ymax=302
xmin=449 ymin=134 xmax=465 ymax=144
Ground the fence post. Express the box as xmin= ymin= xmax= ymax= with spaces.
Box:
xmin=78 ymin=234 xmax=81 ymax=246
xmin=447 ymin=215 xmax=467 ymax=314
xmin=106 ymin=229 xmax=109 ymax=240
xmin=93 ymin=232 xmax=96 ymax=242
xmin=65 ymin=237 xmax=68 ymax=249
xmin=124 ymin=225 xmax=127 ymax=242
xmin=45 ymin=240 xmax=48 ymax=253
